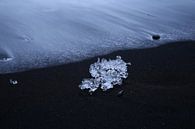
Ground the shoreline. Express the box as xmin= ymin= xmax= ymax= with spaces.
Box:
xmin=0 ymin=40 xmax=195 ymax=129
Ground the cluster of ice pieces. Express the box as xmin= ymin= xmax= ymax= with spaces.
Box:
xmin=79 ymin=56 xmax=131 ymax=92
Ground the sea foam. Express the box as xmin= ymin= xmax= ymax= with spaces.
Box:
xmin=0 ymin=0 xmax=194 ymax=73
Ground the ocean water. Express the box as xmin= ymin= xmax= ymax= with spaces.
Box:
xmin=0 ymin=0 xmax=195 ymax=73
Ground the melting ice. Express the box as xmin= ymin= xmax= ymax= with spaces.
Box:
xmin=79 ymin=56 xmax=130 ymax=92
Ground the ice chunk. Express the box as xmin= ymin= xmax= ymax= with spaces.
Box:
xmin=79 ymin=56 xmax=131 ymax=93
xmin=9 ymin=79 xmax=18 ymax=85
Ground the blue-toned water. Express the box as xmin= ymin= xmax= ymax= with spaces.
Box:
xmin=0 ymin=0 xmax=195 ymax=73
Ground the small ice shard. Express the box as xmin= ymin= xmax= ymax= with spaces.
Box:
xmin=0 ymin=57 xmax=13 ymax=62
xmin=0 ymin=48 xmax=13 ymax=62
xmin=9 ymin=79 xmax=18 ymax=85
xmin=117 ymin=90 xmax=124 ymax=97
xmin=79 ymin=56 xmax=131 ymax=93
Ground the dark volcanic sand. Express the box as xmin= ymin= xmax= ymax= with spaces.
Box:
xmin=0 ymin=41 xmax=195 ymax=129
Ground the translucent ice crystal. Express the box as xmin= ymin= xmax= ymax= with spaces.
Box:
xmin=79 ymin=56 xmax=131 ymax=92
xmin=9 ymin=79 xmax=18 ymax=85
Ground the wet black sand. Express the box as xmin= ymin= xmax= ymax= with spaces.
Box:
xmin=0 ymin=41 xmax=195 ymax=129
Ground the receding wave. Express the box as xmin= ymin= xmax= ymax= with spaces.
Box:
xmin=0 ymin=0 xmax=195 ymax=73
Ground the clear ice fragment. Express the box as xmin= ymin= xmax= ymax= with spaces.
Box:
xmin=9 ymin=79 xmax=18 ymax=85
xmin=79 ymin=56 xmax=130 ymax=92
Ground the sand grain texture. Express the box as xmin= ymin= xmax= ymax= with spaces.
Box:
xmin=0 ymin=41 xmax=195 ymax=129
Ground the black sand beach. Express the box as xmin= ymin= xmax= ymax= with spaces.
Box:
xmin=0 ymin=41 xmax=195 ymax=129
